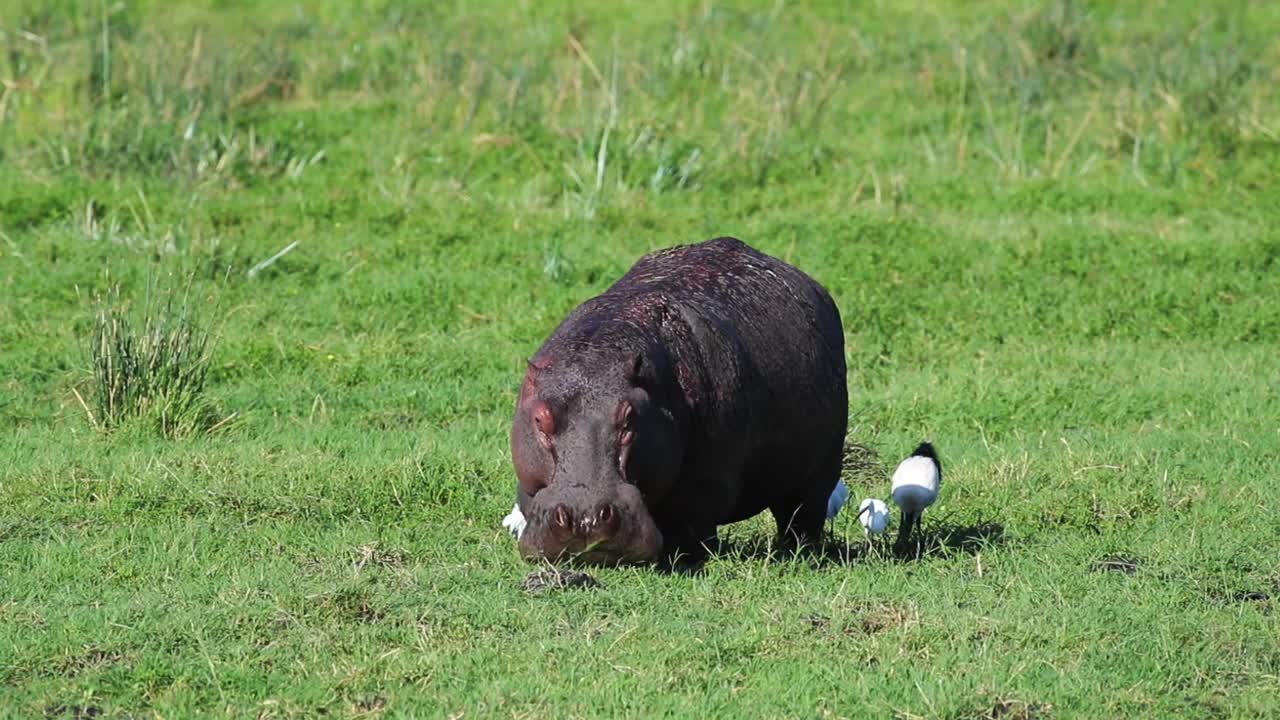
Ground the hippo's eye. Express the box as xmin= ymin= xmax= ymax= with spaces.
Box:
xmin=615 ymin=399 xmax=632 ymax=427
xmin=616 ymin=400 xmax=635 ymax=476
xmin=618 ymin=402 xmax=634 ymax=446
xmin=617 ymin=434 xmax=632 ymax=479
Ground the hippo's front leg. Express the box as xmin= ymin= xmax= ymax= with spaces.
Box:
xmin=651 ymin=504 xmax=719 ymax=568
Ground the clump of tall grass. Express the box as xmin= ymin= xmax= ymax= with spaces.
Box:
xmin=81 ymin=276 xmax=225 ymax=437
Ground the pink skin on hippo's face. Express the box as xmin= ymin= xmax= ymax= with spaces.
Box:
xmin=510 ymin=353 xmax=678 ymax=566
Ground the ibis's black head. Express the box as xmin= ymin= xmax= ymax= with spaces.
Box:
xmin=911 ymin=442 xmax=940 ymax=469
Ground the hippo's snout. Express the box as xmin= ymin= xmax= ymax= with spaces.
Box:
xmin=518 ymin=484 xmax=663 ymax=566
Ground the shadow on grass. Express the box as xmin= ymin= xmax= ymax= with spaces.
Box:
xmin=557 ymin=440 xmax=997 ymax=577
xmin=530 ymin=521 xmax=1009 ymax=580
xmin=694 ymin=520 xmax=1008 ymax=572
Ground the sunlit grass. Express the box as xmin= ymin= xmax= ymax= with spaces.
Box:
xmin=1 ymin=1 xmax=1278 ymax=717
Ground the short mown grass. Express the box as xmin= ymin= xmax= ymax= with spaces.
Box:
xmin=2 ymin=1 xmax=1278 ymax=718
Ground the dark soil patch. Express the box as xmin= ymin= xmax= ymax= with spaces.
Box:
xmin=804 ymin=614 xmax=830 ymax=632
xmin=522 ymin=567 xmax=602 ymax=593
xmin=1090 ymin=555 xmax=1141 ymax=574
xmin=984 ymin=699 xmax=1052 ymax=719
xmin=53 ymin=648 xmax=121 ymax=678
xmin=324 ymin=587 xmax=386 ymax=624
xmin=847 ymin=602 xmax=918 ymax=635
xmin=354 ymin=695 xmax=388 ymax=714
xmin=44 ymin=705 xmax=103 ymax=720
xmin=350 ymin=543 xmax=409 ymax=572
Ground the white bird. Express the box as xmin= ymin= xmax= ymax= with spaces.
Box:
xmin=826 ymin=478 xmax=851 ymax=520
xmin=856 ymin=498 xmax=891 ymax=536
xmin=890 ymin=442 xmax=941 ymax=547
xmin=828 ymin=477 xmax=891 ymax=539
xmin=502 ymin=503 xmax=527 ymax=539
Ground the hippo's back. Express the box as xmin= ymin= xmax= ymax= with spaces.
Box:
xmin=613 ymin=236 xmax=845 ymax=399
xmin=610 ymin=237 xmax=848 ymax=521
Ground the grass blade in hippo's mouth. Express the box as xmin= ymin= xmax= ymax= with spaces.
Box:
xmin=566 ymin=544 xmax=621 ymax=567
xmin=518 ymin=533 xmax=625 ymax=567
xmin=562 ymin=543 xmax=654 ymax=568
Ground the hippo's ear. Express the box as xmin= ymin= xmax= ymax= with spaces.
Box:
xmin=624 ymin=352 xmax=644 ymax=384
xmin=524 ymin=356 xmax=554 ymax=386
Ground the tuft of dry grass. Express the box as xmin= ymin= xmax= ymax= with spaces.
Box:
xmin=840 ymin=438 xmax=887 ymax=491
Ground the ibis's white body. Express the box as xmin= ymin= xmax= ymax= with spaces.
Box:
xmin=502 ymin=503 xmax=527 ymax=539
xmin=858 ymin=498 xmax=892 ymax=535
xmin=890 ymin=454 xmax=941 ymax=516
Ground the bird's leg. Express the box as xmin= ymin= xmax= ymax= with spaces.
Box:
xmin=896 ymin=511 xmax=918 ymax=551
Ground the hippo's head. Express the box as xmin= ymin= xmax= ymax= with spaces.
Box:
xmin=510 ymin=350 xmax=685 ymax=566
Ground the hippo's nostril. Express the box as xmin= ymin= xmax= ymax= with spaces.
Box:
xmin=552 ymin=504 xmax=572 ymax=530
xmin=596 ymin=503 xmax=619 ymax=533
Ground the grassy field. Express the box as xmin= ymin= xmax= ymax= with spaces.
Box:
xmin=3 ymin=0 xmax=1279 ymax=717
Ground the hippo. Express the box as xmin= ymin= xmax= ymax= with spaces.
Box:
xmin=509 ymin=237 xmax=847 ymax=567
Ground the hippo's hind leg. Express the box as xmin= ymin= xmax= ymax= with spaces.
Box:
xmin=769 ymin=495 xmax=826 ymax=552
xmin=770 ymin=445 xmax=843 ymax=552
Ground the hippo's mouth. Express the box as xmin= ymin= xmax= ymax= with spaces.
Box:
xmin=573 ymin=541 xmax=663 ymax=567
xmin=519 ymin=536 xmax=660 ymax=567
xmin=518 ymin=517 xmax=664 ymax=567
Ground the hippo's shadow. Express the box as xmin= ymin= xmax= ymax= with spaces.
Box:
xmin=703 ymin=520 xmax=1007 ymax=570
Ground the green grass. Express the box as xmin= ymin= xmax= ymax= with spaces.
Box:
xmin=2 ymin=0 xmax=1279 ymax=717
